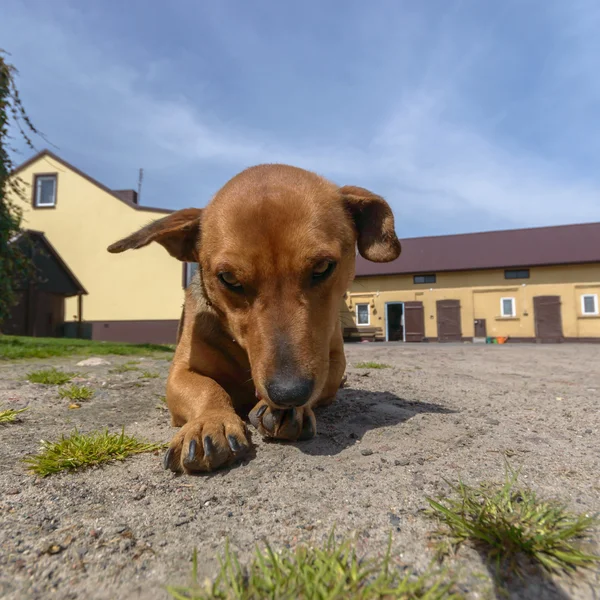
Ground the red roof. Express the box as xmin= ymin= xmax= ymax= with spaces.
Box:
xmin=355 ymin=221 xmax=600 ymax=277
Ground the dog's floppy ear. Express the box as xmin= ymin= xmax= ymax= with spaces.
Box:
xmin=107 ymin=208 xmax=203 ymax=262
xmin=340 ymin=186 xmax=401 ymax=262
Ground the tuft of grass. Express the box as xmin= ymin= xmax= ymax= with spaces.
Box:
xmin=140 ymin=370 xmax=160 ymax=379
xmin=167 ymin=532 xmax=461 ymax=600
xmin=23 ymin=427 xmax=166 ymax=477
xmin=27 ymin=367 xmax=77 ymax=385
xmin=355 ymin=361 xmax=392 ymax=369
xmin=0 ymin=334 xmax=174 ymax=360
xmin=426 ymin=464 xmax=600 ymax=576
xmin=58 ymin=384 xmax=94 ymax=401
xmin=0 ymin=407 xmax=28 ymax=424
xmin=109 ymin=364 xmax=140 ymax=374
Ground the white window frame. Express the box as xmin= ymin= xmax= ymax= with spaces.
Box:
xmin=34 ymin=175 xmax=57 ymax=207
xmin=355 ymin=303 xmax=370 ymax=326
xmin=581 ymin=294 xmax=599 ymax=316
xmin=500 ymin=297 xmax=516 ymax=318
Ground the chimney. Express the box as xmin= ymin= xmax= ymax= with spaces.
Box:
xmin=112 ymin=189 xmax=138 ymax=205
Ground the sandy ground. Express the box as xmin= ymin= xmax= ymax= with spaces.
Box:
xmin=0 ymin=343 xmax=599 ymax=600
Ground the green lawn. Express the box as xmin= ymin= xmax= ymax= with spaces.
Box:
xmin=0 ymin=335 xmax=174 ymax=360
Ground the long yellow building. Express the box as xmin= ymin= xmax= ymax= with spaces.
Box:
xmin=342 ymin=222 xmax=600 ymax=343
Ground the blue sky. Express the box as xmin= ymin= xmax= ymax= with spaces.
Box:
xmin=3 ymin=0 xmax=600 ymax=237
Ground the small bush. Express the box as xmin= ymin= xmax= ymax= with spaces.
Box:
xmin=140 ymin=370 xmax=160 ymax=379
xmin=23 ymin=428 xmax=166 ymax=477
xmin=167 ymin=532 xmax=460 ymax=600
xmin=109 ymin=364 xmax=140 ymax=374
xmin=0 ymin=407 xmax=28 ymax=424
xmin=58 ymin=384 xmax=94 ymax=401
xmin=426 ymin=464 xmax=600 ymax=576
xmin=27 ymin=368 xmax=77 ymax=385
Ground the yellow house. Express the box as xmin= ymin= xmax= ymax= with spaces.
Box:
xmin=6 ymin=150 xmax=192 ymax=343
xmin=342 ymin=222 xmax=600 ymax=343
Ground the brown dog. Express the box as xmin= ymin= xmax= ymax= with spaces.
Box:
xmin=107 ymin=164 xmax=400 ymax=474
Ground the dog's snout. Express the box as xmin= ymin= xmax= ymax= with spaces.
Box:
xmin=265 ymin=375 xmax=314 ymax=407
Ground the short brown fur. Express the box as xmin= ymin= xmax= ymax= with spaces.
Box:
xmin=108 ymin=164 xmax=400 ymax=473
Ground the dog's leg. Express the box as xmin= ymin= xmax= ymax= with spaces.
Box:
xmin=163 ymin=366 xmax=250 ymax=473
xmin=314 ymin=327 xmax=347 ymax=409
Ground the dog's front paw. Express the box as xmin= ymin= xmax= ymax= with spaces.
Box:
xmin=248 ymin=400 xmax=316 ymax=441
xmin=163 ymin=411 xmax=250 ymax=474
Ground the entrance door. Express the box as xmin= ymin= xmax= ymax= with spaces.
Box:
xmin=474 ymin=318 xmax=487 ymax=338
xmin=533 ymin=296 xmax=563 ymax=343
xmin=386 ymin=303 xmax=404 ymax=341
xmin=404 ymin=301 xmax=425 ymax=342
xmin=436 ymin=300 xmax=462 ymax=342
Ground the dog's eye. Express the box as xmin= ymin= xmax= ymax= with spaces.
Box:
xmin=218 ymin=272 xmax=242 ymax=290
xmin=312 ymin=260 xmax=336 ymax=282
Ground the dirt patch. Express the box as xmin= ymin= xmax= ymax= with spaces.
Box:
xmin=1 ymin=344 xmax=599 ymax=599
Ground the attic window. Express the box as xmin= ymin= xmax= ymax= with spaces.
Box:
xmin=33 ymin=174 xmax=57 ymax=208
xmin=413 ymin=274 xmax=436 ymax=284
xmin=504 ymin=269 xmax=529 ymax=280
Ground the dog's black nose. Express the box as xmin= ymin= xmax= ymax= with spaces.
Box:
xmin=265 ymin=376 xmax=314 ymax=407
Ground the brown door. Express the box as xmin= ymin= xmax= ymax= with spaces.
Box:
xmin=436 ymin=300 xmax=462 ymax=342
xmin=533 ymin=296 xmax=563 ymax=342
xmin=404 ymin=301 xmax=425 ymax=342
xmin=31 ymin=292 xmax=65 ymax=338
xmin=474 ymin=318 xmax=487 ymax=338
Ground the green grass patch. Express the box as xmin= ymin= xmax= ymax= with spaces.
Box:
xmin=23 ymin=428 xmax=166 ymax=477
xmin=58 ymin=384 xmax=94 ymax=401
xmin=355 ymin=361 xmax=392 ymax=369
xmin=140 ymin=370 xmax=160 ymax=379
xmin=426 ymin=464 xmax=600 ymax=576
xmin=167 ymin=533 xmax=461 ymax=600
xmin=0 ymin=407 xmax=28 ymax=424
xmin=27 ymin=367 xmax=77 ymax=385
xmin=0 ymin=335 xmax=174 ymax=360
xmin=109 ymin=364 xmax=140 ymax=374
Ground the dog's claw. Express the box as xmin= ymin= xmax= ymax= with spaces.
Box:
xmin=298 ymin=415 xmax=315 ymax=441
xmin=256 ymin=404 xmax=267 ymax=418
xmin=163 ymin=447 xmax=174 ymax=470
xmin=183 ymin=439 xmax=197 ymax=465
xmin=203 ymin=436 xmax=215 ymax=458
xmin=227 ymin=434 xmax=242 ymax=453
xmin=262 ymin=408 xmax=283 ymax=434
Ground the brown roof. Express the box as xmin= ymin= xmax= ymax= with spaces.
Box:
xmin=11 ymin=149 xmax=173 ymax=215
xmin=355 ymin=221 xmax=600 ymax=277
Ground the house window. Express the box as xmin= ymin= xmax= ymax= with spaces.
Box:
xmin=413 ymin=274 xmax=436 ymax=284
xmin=582 ymin=294 xmax=598 ymax=316
xmin=500 ymin=297 xmax=516 ymax=317
xmin=184 ymin=262 xmax=199 ymax=287
xmin=34 ymin=174 xmax=57 ymax=207
xmin=356 ymin=303 xmax=370 ymax=326
xmin=504 ymin=269 xmax=529 ymax=280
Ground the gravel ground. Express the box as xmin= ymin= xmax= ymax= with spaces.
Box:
xmin=0 ymin=343 xmax=599 ymax=600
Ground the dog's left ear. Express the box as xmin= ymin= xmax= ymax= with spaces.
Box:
xmin=107 ymin=208 xmax=203 ymax=262
xmin=340 ymin=186 xmax=401 ymax=262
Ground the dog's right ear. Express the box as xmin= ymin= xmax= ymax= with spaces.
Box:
xmin=107 ymin=208 xmax=203 ymax=262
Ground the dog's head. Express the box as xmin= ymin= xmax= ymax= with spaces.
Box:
xmin=108 ymin=164 xmax=400 ymax=408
